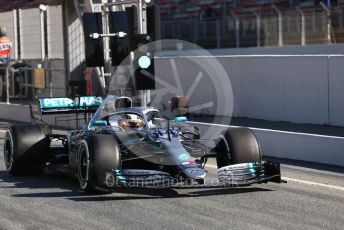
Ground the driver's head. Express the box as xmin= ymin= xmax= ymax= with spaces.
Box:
xmin=129 ymin=120 xmax=143 ymax=129
xmin=118 ymin=119 xmax=128 ymax=130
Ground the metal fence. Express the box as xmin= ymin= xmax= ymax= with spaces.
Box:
xmin=161 ymin=7 xmax=338 ymax=49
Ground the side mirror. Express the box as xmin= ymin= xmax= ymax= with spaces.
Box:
xmin=175 ymin=116 xmax=187 ymax=122
xmin=93 ymin=120 xmax=108 ymax=127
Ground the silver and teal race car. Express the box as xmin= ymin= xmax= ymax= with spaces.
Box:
xmin=3 ymin=95 xmax=283 ymax=194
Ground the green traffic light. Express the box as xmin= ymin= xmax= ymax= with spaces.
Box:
xmin=138 ymin=55 xmax=151 ymax=69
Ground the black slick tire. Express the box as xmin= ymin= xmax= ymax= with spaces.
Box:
xmin=215 ymin=127 xmax=261 ymax=168
xmin=3 ymin=125 xmax=49 ymax=175
xmin=78 ymin=134 xmax=120 ymax=194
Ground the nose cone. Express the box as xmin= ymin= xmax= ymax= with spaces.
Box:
xmin=183 ymin=166 xmax=207 ymax=179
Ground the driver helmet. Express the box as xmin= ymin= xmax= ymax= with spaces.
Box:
xmin=129 ymin=119 xmax=143 ymax=129
xmin=118 ymin=118 xmax=129 ymax=130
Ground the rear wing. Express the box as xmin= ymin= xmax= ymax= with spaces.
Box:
xmin=30 ymin=96 xmax=102 ymax=125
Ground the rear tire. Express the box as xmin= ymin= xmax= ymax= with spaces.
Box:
xmin=3 ymin=125 xmax=49 ymax=175
xmin=78 ymin=134 xmax=121 ymax=194
xmin=215 ymin=127 xmax=261 ymax=168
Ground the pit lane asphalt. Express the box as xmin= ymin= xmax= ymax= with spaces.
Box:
xmin=0 ymin=128 xmax=343 ymax=230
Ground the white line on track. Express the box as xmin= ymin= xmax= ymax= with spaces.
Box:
xmin=205 ymin=164 xmax=344 ymax=192
xmin=282 ymin=177 xmax=344 ymax=192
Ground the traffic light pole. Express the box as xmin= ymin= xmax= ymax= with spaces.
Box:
xmin=137 ymin=0 xmax=149 ymax=107
xmin=102 ymin=0 xmax=150 ymax=107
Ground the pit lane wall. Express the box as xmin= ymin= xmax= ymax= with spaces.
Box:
xmin=188 ymin=122 xmax=344 ymax=168
xmin=155 ymin=55 xmax=344 ymax=127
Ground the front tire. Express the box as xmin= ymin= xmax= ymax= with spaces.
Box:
xmin=77 ymin=135 xmax=121 ymax=194
xmin=215 ymin=127 xmax=261 ymax=168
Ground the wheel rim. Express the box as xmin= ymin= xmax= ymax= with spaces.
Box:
xmin=79 ymin=148 xmax=88 ymax=182
xmin=4 ymin=137 xmax=12 ymax=168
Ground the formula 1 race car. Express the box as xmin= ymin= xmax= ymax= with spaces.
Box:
xmin=2 ymin=95 xmax=282 ymax=194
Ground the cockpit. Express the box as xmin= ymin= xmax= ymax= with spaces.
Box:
xmin=108 ymin=112 xmax=145 ymax=131
xmin=89 ymin=95 xmax=162 ymax=131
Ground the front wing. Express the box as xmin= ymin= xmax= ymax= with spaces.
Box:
xmin=111 ymin=161 xmax=283 ymax=189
